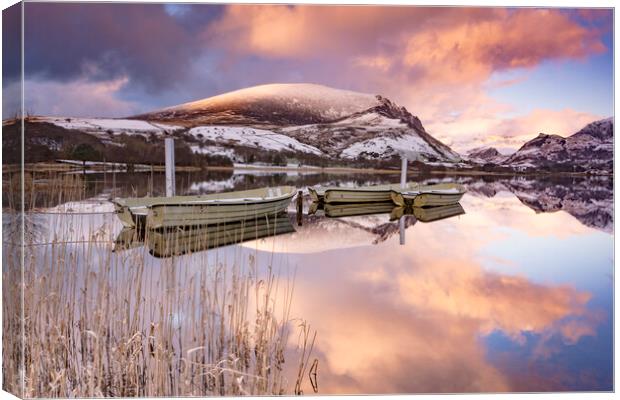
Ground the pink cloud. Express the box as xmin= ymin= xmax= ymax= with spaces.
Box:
xmin=210 ymin=6 xmax=606 ymax=87
xmin=402 ymin=9 xmax=605 ymax=85
xmin=203 ymin=5 xmax=608 ymax=153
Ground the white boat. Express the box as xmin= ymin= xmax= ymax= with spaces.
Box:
xmin=309 ymin=183 xmax=419 ymax=204
xmin=112 ymin=186 xmax=297 ymax=229
xmin=390 ymin=183 xmax=466 ymax=207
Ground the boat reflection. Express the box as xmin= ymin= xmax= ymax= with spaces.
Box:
xmin=115 ymin=212 xmax=295 ymax=257
xmin=310 ymin=201 xmax=395 ymax=218
xmin=115 ymin=200 xmax=466 ymax=257
xmin=309 ymin=200 xmax=465 ymax=223
xmin=390 ymin=203 xmax=465 ymax=223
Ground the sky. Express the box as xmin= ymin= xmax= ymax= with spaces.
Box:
xmin=2 ymin=3 xmax=614 ymax=152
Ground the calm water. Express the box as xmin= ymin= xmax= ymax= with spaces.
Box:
xmin=6 ymin=169 xmax=614 ymax=394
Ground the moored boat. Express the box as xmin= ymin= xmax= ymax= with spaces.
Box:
xmin=312 ymin=183 xmax=419 ymax=204
xmin=146 ymin=186 xmax=296 ymax=229
xmin=112 ymin=186 xmax=296 ymax=229
xmin=308 ymin=187 xmax=325 ymax=202
xmin=390 ymin=183 xmax=466 ymax=207
xmin=113 ymin=227 xmax=145 ymax=252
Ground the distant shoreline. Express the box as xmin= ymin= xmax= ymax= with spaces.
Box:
xmin=2 ymin=161 xmax=612 ymax=178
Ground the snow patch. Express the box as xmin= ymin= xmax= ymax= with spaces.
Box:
xmin=37 ymin=117 xmax=183 ymax=136
xmin=189 ymin=126 xmax=323 ymax=155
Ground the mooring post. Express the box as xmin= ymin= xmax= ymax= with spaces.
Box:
xmin=400 ymin=156 xmax=408 ymax=189
xmin=149 ymin=164 xmax=154 ymax=196
xmin=296 ymin=190 xmax=303 ymax=226
xmin=165 ymin=137 xmax=176 ymax=197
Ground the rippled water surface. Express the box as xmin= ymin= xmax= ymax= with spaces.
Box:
xmin=5 ymin=169 xmax=613 ymax=394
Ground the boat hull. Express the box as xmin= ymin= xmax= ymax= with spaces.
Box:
xmin=413 ymin=192 xmax=464 ymax=207
xmin=113 ymin=186 xmax=296 ymax=229
xmin=113 ymin=203 xmax=138 ymax=228
xmin=323 ymin=183 xmax=418 ymax=204
xmin=390 ymin=183 xmax=466 ymax=207
xmin=391 ymin=191 xmax=465 ymax=207
xmin=146 ymin=196 xmax=294 ymax=229
xmin=308 ymin=187 xmax=324 ymax=202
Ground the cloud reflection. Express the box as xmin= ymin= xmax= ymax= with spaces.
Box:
xmin=259 ymin=194 xmax=608 ymax=393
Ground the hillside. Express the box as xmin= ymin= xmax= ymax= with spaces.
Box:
xmin=504 ymin=118 xmax=613 ymax=172
xmin=134 ymin=83 xmax=461 ymax=163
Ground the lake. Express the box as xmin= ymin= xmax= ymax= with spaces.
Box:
xmin=2 ymin=169 xmax=613 ymax=396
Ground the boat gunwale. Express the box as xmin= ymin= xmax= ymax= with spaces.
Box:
xmin=148 ymin=191 xmax=295 ymax=210
xmin=114 ymin=186 xmax=297 ymax=210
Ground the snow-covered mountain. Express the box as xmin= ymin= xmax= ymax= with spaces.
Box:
xmin=465 ymin=147 xmax=508 ymax=164
xmin=135 ymin=83 xmax=380 ymax=126
xmin=135 ymin=83 xmax=461 ymax=163
xmin=503 ymin=118 xmax=613 ymax=172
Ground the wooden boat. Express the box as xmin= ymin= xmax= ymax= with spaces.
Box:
xmin=308 ymin=187 xmax=326 ymax=202
xmin=112 ymin=197 xmax=156 ymax=228
xmin=307 ymin=201 xmax=323 ymax=216
xmin=113 ymin=227 xmax=145 ymax=252
xmin=390 ymin=203 xmax=465 ymax=222
xmin=146 ymin=212 xmax=295 ymax=257
xmin=323 ymin=202 xmax=395 ymax=218
xmin=112 ymin=186 xmax=296 ymax=229
xmin=310 ymin=183 xmax=419 ymax=204
xmin=390 ymin=183 xmax=466 ymax=207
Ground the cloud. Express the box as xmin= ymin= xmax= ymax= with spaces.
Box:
xmin=2 ymin=3 xmax=21 ymax=86
xmin=4 ymin=3 xmax=611 ymax=153
xmin=480 ymin=108 xmax=604 ymax=151
xmin=205 ymin=6 xmax=608 ymax=152
xmin=210 ymin=6 xmax=605 ymax=86
xmin=403 ymin=9 xmax=604 ymax=84
xmin=20 ymin=3 xmax=206 ymax=93
xmin=15 ymin=76 xmax=141 ymax=117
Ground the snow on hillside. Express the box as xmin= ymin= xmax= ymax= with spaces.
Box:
xmin=340 ymin=132 xmax=440 ymax=160
xmin=281 ymin=111 xmax=460 ymax=161
xmin=160 ymin=83 xmax=380 ymax=121
xmin=36 ymin=117 xmax=183 ymax=136
xmin=188 ymin=126 xmax=323 ymax=155
xmin=190 ymin=144 xmax=236 ymax=159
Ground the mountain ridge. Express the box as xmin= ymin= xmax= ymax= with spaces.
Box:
xmin=503 ymin=118 xmax=613 ymax=172
xmin=134 ymin=83 xmax=461 ymax=162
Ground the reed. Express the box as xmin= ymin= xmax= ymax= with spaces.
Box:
xmin=2 ymin=184 xmax=315 ymax=397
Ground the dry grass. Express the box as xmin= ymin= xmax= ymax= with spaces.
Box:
xmin=2 ymin=184 xmax=316 ymax=397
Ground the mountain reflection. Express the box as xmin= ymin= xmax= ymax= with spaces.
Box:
xmin=456 ymin=176 xmax=613 ymax=233
xmin=16 ymin=172 xmax=612 ymax=394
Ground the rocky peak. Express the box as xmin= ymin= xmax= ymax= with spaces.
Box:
xmin=571 ymin=117 xmax=613 ymax=141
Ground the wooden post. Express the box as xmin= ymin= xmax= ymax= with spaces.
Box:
xmin=400 ymin=156 xmax=408 ymax=189
xmin=296 ymin=190 xmax=303 ymax=226
xmin=149 ymin=164 xmax=154 ymax=197
xmin=165 ymin=138 xmax=175 ymax=197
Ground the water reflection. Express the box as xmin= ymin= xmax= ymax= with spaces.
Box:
xmin=274 ymin=193 xmax=612 ymax=393
xmin=116 ymin=212 xmax=295 ymax=257
xmin=5 ymin=171 xmax=613 ymax=394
